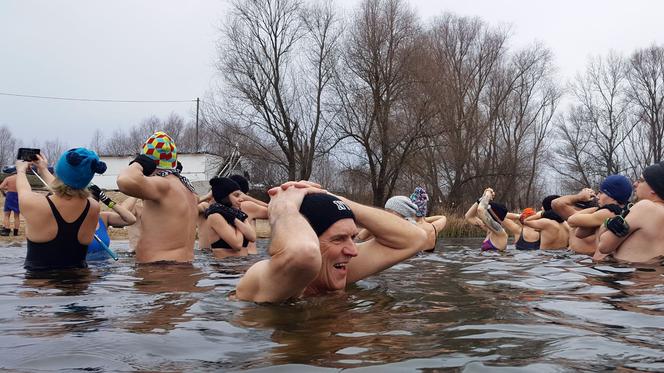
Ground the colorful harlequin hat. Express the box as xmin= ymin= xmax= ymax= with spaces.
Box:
xmin=141 ymin=131 xmax=177 ymax=169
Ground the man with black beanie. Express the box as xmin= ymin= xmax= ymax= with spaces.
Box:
xmin=599 ymin=163 xmax=664 ymax=262
xmin=235 ymin=181 xmax=427 ymax=303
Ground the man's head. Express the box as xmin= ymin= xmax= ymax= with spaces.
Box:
xmin=638 ymin=162 xmax=664 ymax=201
xmin=598 ymin=174 xmax=632 ymax=206
xmin=141 ymin=131 xmax=177 ymax=170
xmin=299 ymin=193 xmax=357 ymax=292
xmin=384 ymin=196 xmax=418 ymax=220
xmin=210 ymin=177 xmax=242 ymax=208
xmin=229 ymin=174 xmax=250 ymax=194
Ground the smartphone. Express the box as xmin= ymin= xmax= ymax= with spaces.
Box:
xmin=16 ymin=148 xmax=40 ymax=162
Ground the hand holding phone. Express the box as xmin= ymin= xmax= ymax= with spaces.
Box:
xmin=16 ymin=148 xmax=40 ymax=162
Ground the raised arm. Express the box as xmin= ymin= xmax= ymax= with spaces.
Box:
xmin=236 ymin=186 xmax=323 ymax=303
xmin=342 ymin=195 xmax=427 ymax=284
xmin=552 ymin=189 xmax=595 ymax=220
xmin=464 ymin=201 xmax=484 ymax=227
xmin=117 ymin=162 xmax=169 ymax=201
xmin=33 ymin=154 xmax=55 ymax=185
xmin=477 ymin=191 xmax=505 ymax=234
xmin=567 ymin=208 xmax=608 ymax=229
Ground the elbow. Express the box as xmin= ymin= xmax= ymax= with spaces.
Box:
xmin=124 ymin=215 xmax=137 ymax=226
xmin=116 ymin=174 xmax=137 ymax=195
xmin=284 ymin=241 xmax=322 ymax=277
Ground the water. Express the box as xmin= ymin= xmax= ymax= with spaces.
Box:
xmin=1 ymin=238 xmax=664 ymax=372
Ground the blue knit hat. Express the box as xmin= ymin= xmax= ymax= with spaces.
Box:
xmin=55 ymin=148 xmax=107 ymax=189
xmin=600 ymin=174 xmax=633 ymax=204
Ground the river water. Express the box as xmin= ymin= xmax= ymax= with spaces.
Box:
xmin=1 ymin=238 xmax=663 ymax=372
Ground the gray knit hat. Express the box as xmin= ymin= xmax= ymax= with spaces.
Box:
xmin=384 ymin=196 xmax=418 ymax=219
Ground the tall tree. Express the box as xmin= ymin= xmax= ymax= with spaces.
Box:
xmin=215 ymin=0 xmax=340 ymax=180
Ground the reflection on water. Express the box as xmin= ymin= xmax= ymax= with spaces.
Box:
xmin=1 ymin=239 xmax=663 ymax=371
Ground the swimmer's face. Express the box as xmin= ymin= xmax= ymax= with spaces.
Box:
xmin=597 ymin=190 xmax=612 ymax=206
xmin=634 ymin=175 xmax=652 ymax=201
xmin=229 ymin=191 xmax=243 ymax=209
xmin=312 ymin=218 xmax=359 ymax=292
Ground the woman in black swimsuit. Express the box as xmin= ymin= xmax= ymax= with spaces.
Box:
xmin=16 ymin=149 xmax=106 ymax=271
xmin=198 ymin=177 xmax=256 ymax=259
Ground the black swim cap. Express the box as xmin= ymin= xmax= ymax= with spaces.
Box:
xmin=643 ymin=161 xmax=664 ymax=199
xmin=210 ymin=177 xmax=240 ymax=203
xmin=542 ymin=195 xmax=560 ymax=211
xmin=229 ymin=174 xmax=250 ymax=193
xmin=489 ymin=202 xmax=508 ymax=222
xmin=299 ymin=194 xmax=355 ymax=237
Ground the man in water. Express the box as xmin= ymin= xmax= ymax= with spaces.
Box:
xmin=0 ymin=170 xmax=20 ymax=236
xmin=552 ymin=175 xmax=633 ymax=255
xmin=117 ymin=132 xmax=198 ymax=263
xmin=522 ymin=195 xmax=570 ymax=250
xmin=235 ymin=181 xmax=427 ymax=303
xmin=599 ymin=162 xmax=664 ymax=262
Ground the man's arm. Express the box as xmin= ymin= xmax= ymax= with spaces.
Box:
xmin=240 ymin=200 xmax=268 ymax=219
xmin=552 ymin=189 xmax=595 ymax=220
xmin=241 ymin=193 xmax=268 ymax=208
xmin=236 ymin=186 xmax=323 ymax=303
xmin=567 ymin=208 xmax=608 ymax=228
xmin=117 ymin=163 xmax=169 ymax=201
xmin=342 ymin=196 xmax=427 ymax=284
xmin=104 ymin=202 xmax=137 ymax=227
xmin=523 ymin=214 xmax=554 ymax=231
xmin=598 ymin=202 xmax=644 ymax=254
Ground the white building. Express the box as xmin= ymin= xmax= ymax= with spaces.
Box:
xmin=92 ymin=153 xmax=226 ymax=194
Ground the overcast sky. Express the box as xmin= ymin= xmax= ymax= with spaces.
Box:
xmin=1 ymin=0 xmax=663 ymax=148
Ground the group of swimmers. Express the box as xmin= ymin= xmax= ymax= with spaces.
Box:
xmin=11 ymin=130 xmax=664 ymax=303
xmin=464 ymin=171 xmax=664 ymax=264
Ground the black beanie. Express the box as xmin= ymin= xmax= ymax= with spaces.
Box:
xmin=542 ymin=195 xmax=560 ymax=211
xmin=644 ymin=162 xmax=664 ymax=199
xmin=489 ymin=202 xmax=508 ymax=223
xmin=210 ymin=177 xmax=240 ymax=203
xmin=299 ymin=194 xmax=355 ymax=237
xmin=229 ymin=174 xmax=250 ymax=193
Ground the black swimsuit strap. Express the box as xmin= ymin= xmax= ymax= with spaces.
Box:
xmin=45 ymin=195 xmax=90 ymax=227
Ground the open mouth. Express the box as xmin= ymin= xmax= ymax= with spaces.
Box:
xmin=333 ymin=263 xmax=347 ymax=270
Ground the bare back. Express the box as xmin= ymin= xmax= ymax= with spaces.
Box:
xmin=612 ymin=201 xmax=664 ymax=263
xmin=0 ymin=175 xmax=17 ymax=192
xmin=135 ymin=176 xmax=198 ymax=263
xmin=539 ymin=221 xmax=569 ymax=250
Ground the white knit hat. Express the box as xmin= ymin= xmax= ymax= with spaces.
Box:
xmin=384 ymin=196 xmax=418 ymax=219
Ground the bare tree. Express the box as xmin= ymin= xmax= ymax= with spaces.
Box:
xmin=334 ymin=0 xmax=427 ymax=206
xmin=214 ymin=0 xmax=340 ymax=180
xmin=0 ymin=126 xmax=18 ymax=167
xmin=627 ymin=44 xmax=664 ymax=165
xmin=555 ymin=53 xmax=636 ymax=187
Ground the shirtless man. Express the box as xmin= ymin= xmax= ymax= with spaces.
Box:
xmin=523 ymin=195 xmax=569 ymax=250
xmin=599 ymin=162 xmax=664 ymax=263
xmin=552 ymin=175 xmax=632 ymax=255
xmin=0 ymin=172 xmax=20 ymax=236
xmin=235 ymin=181 xmax=427 ymax=303
xmin=117 ymin=132 xmax=198 ymax=263
xmin=464 ymin=188 xmax=515 ymax=251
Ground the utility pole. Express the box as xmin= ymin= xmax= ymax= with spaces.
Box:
xmin=195 ymin=97 xmax=200 ymax=153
